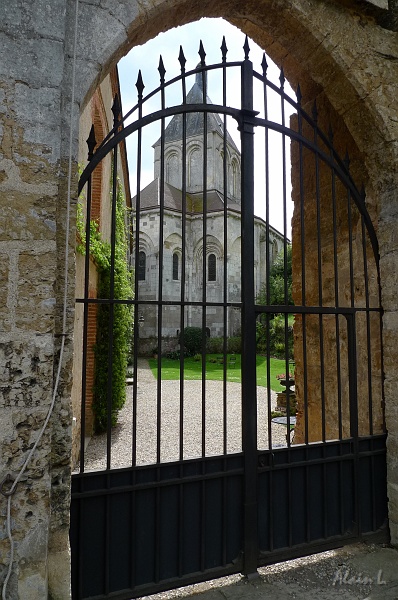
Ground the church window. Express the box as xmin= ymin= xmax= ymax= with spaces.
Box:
xmin=166 ymin=152 xmax=180 ymax=188
xmin=231 ymin=158 xmax=239 ymax=198
xmin=208 ymin=253 xmax=216 ymax=281
xmin=138 ymin=251 xmax=146 ymax=281
xmin=172 ymin=253 xmax=179 ymax=280
xmin=188 ymin=146 xmax=202 ymax=188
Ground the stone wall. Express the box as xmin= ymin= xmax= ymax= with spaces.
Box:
xmin=290 ymin=95 xmax=383 ymax=443
xmin=0 ymin=0 xmax=398 ymax=598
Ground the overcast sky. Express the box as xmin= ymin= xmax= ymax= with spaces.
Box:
xmin=118 ymin=18 xmax=295 ymax=236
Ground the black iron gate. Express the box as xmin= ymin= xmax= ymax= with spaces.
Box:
xmin=70 ymin=38 xmax=388 ymax=599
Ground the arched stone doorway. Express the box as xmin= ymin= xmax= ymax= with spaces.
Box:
xmin=1 ymin=2 xmax=397 ymax=599
xmin=65 ymin=3 xmax=394 ymax=596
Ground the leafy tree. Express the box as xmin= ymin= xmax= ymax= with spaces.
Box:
xmin=257 ymin=244 xmax=293 ymax=307
xmin=256 ymin=245 xmax=294 ymax=359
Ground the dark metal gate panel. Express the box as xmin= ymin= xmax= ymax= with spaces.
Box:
xmin=71 ymin=455 xmax=243 ymax=599
xmin=71 ymin=37 xmax=388 ymax=599
xmin=257 ymin=435 xmax=387 ymax=564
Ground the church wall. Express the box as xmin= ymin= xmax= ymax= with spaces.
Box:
xmin=1 ymin=0 xmax=398 ymax=597
xmin=137 ymin=204 xmax=286 ymax=343
xmin=155 ymin=130 xmax=241 ymax=199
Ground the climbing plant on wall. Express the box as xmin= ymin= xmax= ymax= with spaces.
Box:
xmin=77 ymin=175 xmax=133 ymax=432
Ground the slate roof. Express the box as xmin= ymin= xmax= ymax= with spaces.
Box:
xmin=133 ymin=178 xmax=241 ymax=214
xmin=153 ymin=72 xmax=239 ymax=153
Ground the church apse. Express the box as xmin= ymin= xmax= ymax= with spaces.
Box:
xmin=133 ymin=69 xmax=285 ymax=354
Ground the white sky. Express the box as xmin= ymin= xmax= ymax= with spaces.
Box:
xmin=118 ymin=18 xmax=295 ymax=236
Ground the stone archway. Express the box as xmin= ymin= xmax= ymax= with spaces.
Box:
xmin=1 ymin=1 xmax=398 ymax=598
xmin=59 ymin=0 xmax=398 ymax=592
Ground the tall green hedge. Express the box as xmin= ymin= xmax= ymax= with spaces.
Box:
xmin=77 ymin=176 xmax=133 ymax=432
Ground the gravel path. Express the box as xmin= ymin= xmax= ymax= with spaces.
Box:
xmin=84 ymin=359 xmax=290 ymax=471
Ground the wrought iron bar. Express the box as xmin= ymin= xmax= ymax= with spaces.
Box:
xmin=132 ymin=74 xmax=144 ymax=468
xmin=179 ymin=49 xmax=187 ymax=462
xmin=240 ymin=49 xmax=259 ymax=577
xmin=79 ymin=129 xmax=95 ymax=472
xmin=157 ymin=58 xmax=166 ymax=464
xmin=361 ymin=214 xmax=373 ymax=436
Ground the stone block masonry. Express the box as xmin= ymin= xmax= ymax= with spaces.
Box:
xmin=0 ymin=0 xmax=398 ymax=598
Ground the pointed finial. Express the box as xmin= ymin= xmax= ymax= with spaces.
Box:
xmin=136 ymin=70 xmax=145 ymax=100
xmin=111 ymin=94 xmax=121 ymax=127
xmin=178 ymin=46 xmax=186 ymax=72
xmin=243 ymin=35 xmax=250 ymax=60
xmin=279 ymin=67 xmax=285 ymax=89
xmin=221 ymin=36 xmax=228 ymax=63
xmin=158 ymin=55 xmax=166 ymax=82
xmin=312 ymin=100 xmax=318 ymax=123
xmin=261 ymin=53 xmax=268 ymax=76
xmin=87 ymin=124 xmax=96 ymax=161
xmin=296 ymin=83 xmax=302 ymax=105
xmin=198 ymin=40 xmax=206 ymax=66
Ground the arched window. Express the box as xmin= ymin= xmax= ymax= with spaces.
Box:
xmin=208 ymin=253 xmax=216 ymax=282
xmin=188 ymin=146 xmax=202 ymax=189
xmin=231 ymin=158 xmax=239 ymax=198
xmin=138 ymin=251 xmax=146 ymax=281
xmin=166 ymin=152 xmax=180 ymax=188
xmin=172 ymin=253 xmax=179 ymax=281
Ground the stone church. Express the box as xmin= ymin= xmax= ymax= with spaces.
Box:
xmin=135 ymin=71 xmax=285 ymax=345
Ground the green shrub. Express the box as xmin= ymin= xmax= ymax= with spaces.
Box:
xmin=256 ymin=315 xmax=294 ymax=359
xmin=273 ymin=342 xmax=286 ymax=357
xmin=205 ymin=336 xmax=241 ymax=354
xmin=206 ymin=337 xmax=224 ymax=354
xmin=227 ymin=336 xmax=241 ymax=353
xmin=179 ymin=326 xmax=204 ymax=355
xmin=165 ymin=350 xmax=181 ymax=360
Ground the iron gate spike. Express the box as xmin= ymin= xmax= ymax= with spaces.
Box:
xmin=158 ymin=55 xmax=166 ymax=82
xmin=221 ymin=36 xmax=228 ymax=62
xmin=261 ymin=53 xmax=268 ymax=76
xmin=86 ymin=124 xmax=96 ymax=161
xmin=111 ymin=93 xmax=121 ymax=127
xmin=136 ymin=70 xmax=145 ymax=99
xmin=243 ymin=35 xmax=250 ymax=60
xmin=296 ymin=83 xmax=302 ymax=105
xmin=279 ymin=67 xmax=285 ymax=89
xmin=178 ymin=45 xmax=186 ymax=72
xmin=198 ymin=40 xmax=206 ymax=65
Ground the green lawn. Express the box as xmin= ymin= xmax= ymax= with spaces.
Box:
xmin=148 ymin=354 xmax=292 ymax=392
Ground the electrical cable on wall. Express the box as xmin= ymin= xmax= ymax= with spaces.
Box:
xmin=1 ymin=0 xmax=79 ymax=597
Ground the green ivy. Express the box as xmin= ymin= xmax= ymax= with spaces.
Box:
xmin=77 ymin=175 xmax=134 ymax=432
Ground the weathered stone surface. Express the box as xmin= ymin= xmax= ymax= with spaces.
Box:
xmin=0 ymin=0 xmax=397 ymax=598
xmin=16 ymin=252 xmax=56 ymax=332
xmin=0 ymin=337 xmax=54 ymax=409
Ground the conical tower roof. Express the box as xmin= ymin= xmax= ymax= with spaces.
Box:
xmin=153 ymin=70 xmax=239 ymax=152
